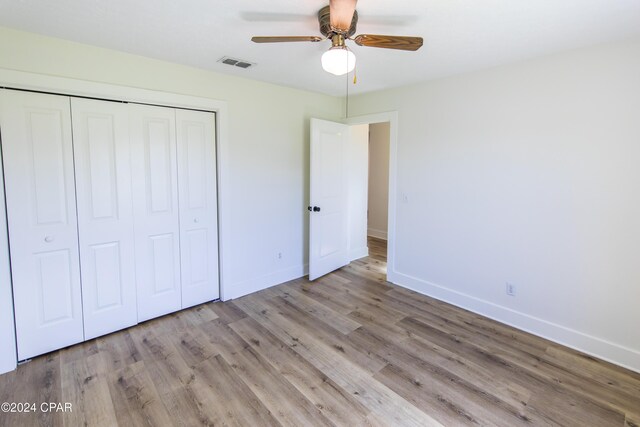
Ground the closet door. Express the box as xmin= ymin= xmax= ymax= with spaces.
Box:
xmin=130 ymin=104 xmax=182 ymax=321
xmin=176 ymin=109 xmax=219 ymax=307
xmin=71 ymin=98 xmax=137 ymax=339
xmin=0 ymin=89 xmax=84 ymax=360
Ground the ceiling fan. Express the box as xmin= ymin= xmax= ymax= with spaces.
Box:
xmin=251 ymin=0 xmax=423 ymax=76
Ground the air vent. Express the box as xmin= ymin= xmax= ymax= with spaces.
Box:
xmin=218 ymin=57 xmax=255 ymax=69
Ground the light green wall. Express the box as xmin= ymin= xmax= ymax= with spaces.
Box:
xmin=0 ymin=26 xmax=342 ymax=295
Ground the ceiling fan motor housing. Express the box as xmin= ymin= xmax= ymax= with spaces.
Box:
xmin=318 ymin=5 xmax=358 ymax=38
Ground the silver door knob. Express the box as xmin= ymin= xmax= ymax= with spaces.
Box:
xmin=44 ymin=236 xmax=54 ymax=243
xmin=194 ymin=218 xmax=199 ymax=223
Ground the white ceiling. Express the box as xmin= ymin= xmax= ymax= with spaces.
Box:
xmin=1 ymin=0 xmax=639 ymax=96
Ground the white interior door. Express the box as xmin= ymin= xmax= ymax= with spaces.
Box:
xmin=71 ymin=98 xmax=138 ymax=339
xmin=309 ymin=118 xmax=350 ymax=280
xmin=0 ymin=89 xmax=84 ymax=360
xmin=176 ymin=109 xmax=219 ymax=307
xmin=130 ymin=104 xmax=182 ymax=321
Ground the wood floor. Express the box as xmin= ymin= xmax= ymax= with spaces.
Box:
xmin=1 ymin=237 xmax=639 ymax=426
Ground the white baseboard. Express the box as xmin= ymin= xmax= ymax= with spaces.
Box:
xmin=367 ymin=228 xmax=388 ymax=240
xmin=389 ymin=270 xmax=640 ymax=374
xmin=349 ymin=246 xmax=369 ymax=262
xmin=226 ymin=264 xmax=308 ymax=300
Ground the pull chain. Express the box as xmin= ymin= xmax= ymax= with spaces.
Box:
xmin=346 ymin=65 xmax=349 ymax=118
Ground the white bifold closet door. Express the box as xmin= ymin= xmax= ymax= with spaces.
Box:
xmin=0 ymin=90 xmax=84 ymax=360
xmin=71 ymin=98 xmax=137 ymax=339
xmin=129 ymin=104 xmax=182 ymax=321
xmin=176 ymin=109 xmax=219 ymax=306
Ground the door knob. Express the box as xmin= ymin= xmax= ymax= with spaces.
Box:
xmin=313 ymin=206 xmax=321 ymax=212
xmin=308 ymin=206 xmax=312 ymax=211
xmin=44 ymin=236 xmax=54 ymax=243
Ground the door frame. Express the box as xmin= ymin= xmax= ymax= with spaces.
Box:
xmin=0 ymin=68 xmax=229 ymax=297
xmin=345 ymin=111 xmax=398 ymax=283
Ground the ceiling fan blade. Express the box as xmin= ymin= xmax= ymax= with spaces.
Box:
xmin=251 ymin=36 xmax=324 ymax=43
xmin=329 ymin=0 xmax=357 ymax=32
xmin=354 ymin=34 xmax=423 ymax=51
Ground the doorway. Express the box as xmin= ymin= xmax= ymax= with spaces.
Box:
xmin=346 ymin=111 xmax=398 ymax=283
xmin=366 ymin=122 xmax=390 ymax=271
xmin=308 ymin=112 xmax=397 ymax=283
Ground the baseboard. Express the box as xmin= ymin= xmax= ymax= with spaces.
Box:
xmin=226 ymin=264 xmax=309 ymax=300
xmin=390 ymin=270 xmax=640 ymax=374
xmin=349 ymin=246 xmax=369 ymax=262
xmin=367 ymin=228 xmax=388 ymax=240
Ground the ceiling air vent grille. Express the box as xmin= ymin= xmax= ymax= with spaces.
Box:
xmin=218 ymin=57 xmax=255 ymax=69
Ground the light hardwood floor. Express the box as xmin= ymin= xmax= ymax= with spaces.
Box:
xmin=1 ymin=236 xmax=638 ymax=426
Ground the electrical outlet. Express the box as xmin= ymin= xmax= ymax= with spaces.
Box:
xmin=506 ymin=282 xmax=516 ymax=296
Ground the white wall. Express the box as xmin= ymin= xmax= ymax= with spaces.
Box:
xmin=350 ymin=38 xmax=640 ymax=373
xmin=368 ymin=122 xmax=390 ymax=240
xmin=348 ymin=125 xmax=369 ymax=261
xmin=0 ymin=26 xmax=342 ymax=302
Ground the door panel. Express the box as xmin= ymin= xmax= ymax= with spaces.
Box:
xmin=150 ymin=233 xmax=178 ymax=293
xmin=31 ymin=112 xmax=69 ymax=224
xmin=148 ymin=121 xmax=173 ymax=213
xmin=37 ymin=250 xmax=75 ymax=324
xmin=176 ymin=109 xmax=219 ymax=307
xmin=309 ymin=118 xmax=350 ymax=280
xmin=90 ymin=242 xmax=123 ymax=310
xmin=71 ymin=97 xmax=137 ymax=339
xmin=130 ymin=104 xmax=182 ymax=321
xmin=0 ymin=89 xmax=84 ymax=360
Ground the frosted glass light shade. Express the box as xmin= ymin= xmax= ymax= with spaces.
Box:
xmin=321 ymin=47 xmax=356 ymax=76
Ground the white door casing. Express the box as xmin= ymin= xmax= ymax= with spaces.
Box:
xmin=309 ymin=118 xmax=350 ymax=281
xmin=71 ymin=98 xmax=138 ymax=339
xmin=176 ymin=109 xmax=220 ymax=307
xmin=0 ymin=89 xmax=84 ymax=360
xmin=130 ymin=104 xmax=182 ymax=321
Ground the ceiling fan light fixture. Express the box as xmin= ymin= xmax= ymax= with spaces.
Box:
xmin=321 ymin=46 xmax=356 ymax=76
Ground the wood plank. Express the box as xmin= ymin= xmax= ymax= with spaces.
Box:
xmin=97 ymin=330 xmax=141 ymax=373
xmin=199 ymin=319 xmax=334 ymax=426
xmin=106 ymin=360 xmax=174 ymax=427
xmin=0 ymin=353 xmax=62 ymax=427
xmin=230 ymin=316 xmax=371 ymax=425
xmin=294 ymin=277 xmax=359 ymax=315
xmin=208 ymin=300 xmax=248 ymax=324
xmin=190 ymin=355 xmax=281 ymax=426
xmin=400 ymin=315 xmax=627 ymax=426
xmin=262 ymin=294 xmax=388 ymax=374
xmin=234 ymin=293 xmax=443 ymax=426
xmin=263 ymin=285 xmax=362 ymax=335
xmin=348 ymin=325 xmax=532 ymax=417
xmin=60 ymin=353 xmax=117 ymax=427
